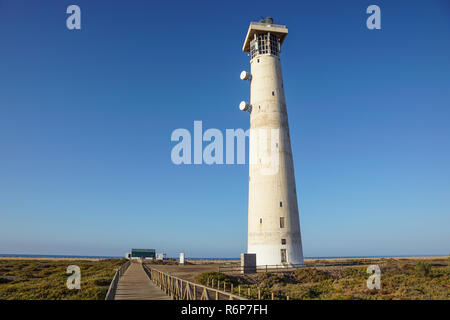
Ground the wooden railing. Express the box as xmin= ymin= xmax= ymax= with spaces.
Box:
xmin=105 ymin=260 xmax=131 ymax=300
xmin=142 ymin=264 xmax=246 ymax=300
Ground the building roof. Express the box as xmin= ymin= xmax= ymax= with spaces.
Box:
xmin=242 ymin=22 xmax=288 ymax=52
xmin=131 ymin=248 xmax=155 ymax=252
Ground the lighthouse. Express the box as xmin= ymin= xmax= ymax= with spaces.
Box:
xmin=240 ymin=18 xmax=304 ymax=266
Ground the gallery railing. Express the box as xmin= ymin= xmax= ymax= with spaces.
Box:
xmin=105 ymin=260 xmax=131 ymax=300
xmin=218 ymin=259 xmax=385 ymax=273
xmin=142 ymin=264 xmax=246 ymax=300
xmin=250 ymin=21 xmax=286 ymax=29
xmin=218 ymin=263 xmax=305 ymax=273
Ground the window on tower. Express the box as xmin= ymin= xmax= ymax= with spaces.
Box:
xmin=280 ymin=217 xmax=285 ymax=228
xmin=269 ymin=34 xmax=280 ymax=56
xmin=250 ymin=33 xmax=280 ymax=60
xmin=281 ymin=239 xmax=286 ymax=245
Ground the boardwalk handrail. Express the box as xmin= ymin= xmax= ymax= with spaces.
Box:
xmin=142 ymin=264 xmax=246 ymax=300
xmin=105 ymin=260 xmax=131 ymax=300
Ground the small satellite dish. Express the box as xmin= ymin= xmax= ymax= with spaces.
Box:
xmin=240 ymin=70 xmax=250 ymax=81
xmin=239 ymin=101 xmax=249 ymax=111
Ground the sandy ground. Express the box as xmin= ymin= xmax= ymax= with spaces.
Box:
xmin=186 ymin=260 xmax=239 ymax=264
xmin=145 ymin=263 xmax=221 ymax=282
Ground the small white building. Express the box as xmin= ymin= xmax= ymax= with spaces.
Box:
xmin=156 ymin=253 xmax=166 ymax=260
xmin=179 ymin=252 xmax=185 ymax=264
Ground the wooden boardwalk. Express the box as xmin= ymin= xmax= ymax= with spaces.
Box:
xmin=114 ymin=262 xmax=171 ymax=300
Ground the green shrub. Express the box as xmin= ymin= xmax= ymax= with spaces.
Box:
xmin=294 ymin=268 xmax=331 ymax=283
xmin=414 ymin=262 xmax=431 ymax=277
xmin=93 ymin=278 xmax=111 ymax=286
xmin=256 ymin=273 xmax=290 ymax=287
xmin=0 ymin=259 xmax=125 ymax=300
xmin=194 ymin=272 xmax=236 ymax=286
xmin=0 ymin=277 xmax=13 ymax=284
xmin=342 ymin=267 xmax=366 ymax=279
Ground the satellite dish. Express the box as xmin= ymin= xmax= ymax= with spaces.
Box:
xmin=239 ymin=101 xmax=250 ymax=111
xmin=240 ymin=70 xmax=250 ymax=81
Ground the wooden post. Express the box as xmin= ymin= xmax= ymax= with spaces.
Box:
xmin=287 ymin=295 xmax=290 ymax=300
xmin=248 ymin=287 xmax=250 ymax=298
xmin=215 ymin=290 xmax=218 ymax=300
xmin=224 ymin=282 xmax=226 ymax=292
xmin=212 ymin=279 xmax=214 ymax=287
xmin=238 ymin=285 xmax=241 ymax=296
xmin=217 ymin=280 xmax=220 ymax=290
xmin=231 ymin=283 xmax=233 ymax=294
xmin=271 ymin=292 xmax=274 ymax=300
xmin=193 ymin=284 xmax=196 ymax=300
xmin=258 ymin=288 xmax=261 ymax=299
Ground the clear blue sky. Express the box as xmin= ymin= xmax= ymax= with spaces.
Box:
xmin=0 ymin=0 xmax=449 ymax=258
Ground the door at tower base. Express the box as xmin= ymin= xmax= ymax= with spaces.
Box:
xmin=241 ymin=18 xmax=305 ymax=267
xmin=247 ymin=235 xmax=304 ymax=267
xmin=240 ymin=253 xmax=256 ymax=274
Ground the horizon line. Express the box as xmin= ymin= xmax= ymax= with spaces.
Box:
xmin=1 ymin=253 xmax=448 ymax=259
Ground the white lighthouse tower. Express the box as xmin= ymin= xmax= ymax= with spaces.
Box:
xmin=240 ymin=18 xmax=304 ymax=266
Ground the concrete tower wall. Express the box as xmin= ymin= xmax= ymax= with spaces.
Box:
xmin=245 ymin=23 xmax=304 ymax=266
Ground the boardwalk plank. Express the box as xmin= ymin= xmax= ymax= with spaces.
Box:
xmin=114 ymin=262 xmax=171 ymax=300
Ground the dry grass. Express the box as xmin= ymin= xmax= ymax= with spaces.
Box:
xmin=0 ymin=259 xmax=125 ymax=300
xmin=195 ymin=257 xmax=450 ymax=300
